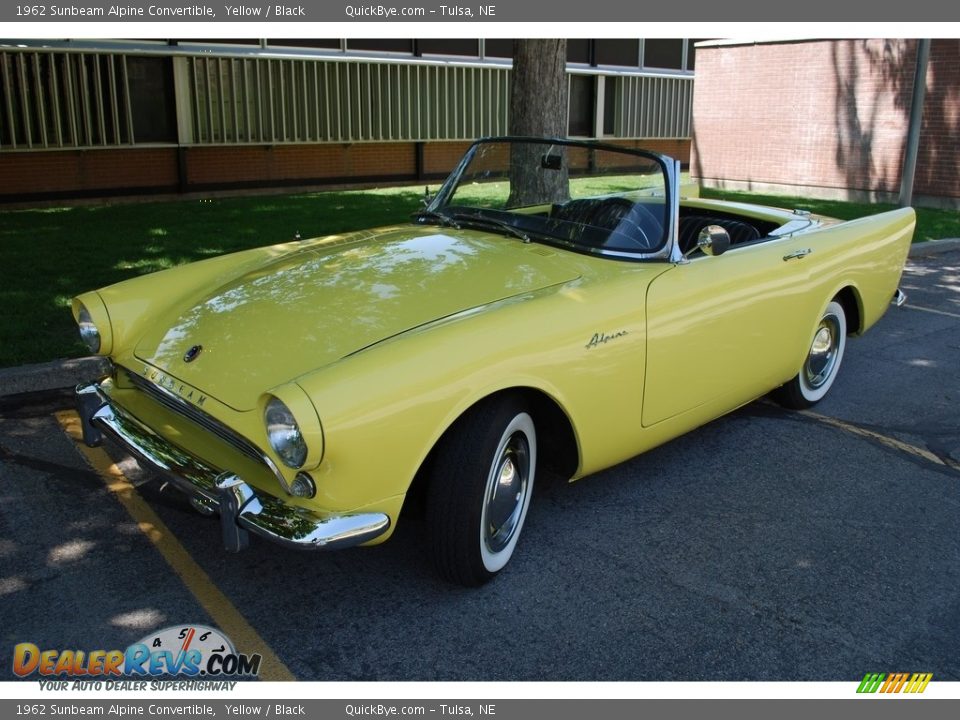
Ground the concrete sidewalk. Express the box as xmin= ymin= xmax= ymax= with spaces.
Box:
xmin=0 ymin=356 xmax=110 ymax=398
xmin=1 ymin=239 xmax=957 ymax=398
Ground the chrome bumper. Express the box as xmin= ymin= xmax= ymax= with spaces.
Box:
xmin=893 ymin=288 xmax=908 ymax=307
xmin=75 ymin=383 xmax=390 ymax=553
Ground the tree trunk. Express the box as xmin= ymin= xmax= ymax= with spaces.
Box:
xmin=507 ymin=39 xmax=570 ymax=208
xmin=510 ymin=39 xmax=568 ymax=137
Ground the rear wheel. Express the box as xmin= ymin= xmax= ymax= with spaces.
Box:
xmin=425 ymin=396 xmax=536 ymax=586
xmin=773 ymin=300 xmax=847 ymax=409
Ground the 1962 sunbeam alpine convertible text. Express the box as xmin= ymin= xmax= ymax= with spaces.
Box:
xmin=74 ymin=138 xmax=915 ymax=585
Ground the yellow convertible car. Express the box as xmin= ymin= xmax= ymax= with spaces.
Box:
xmin=74 ymin=137 xmax=915 ymax=585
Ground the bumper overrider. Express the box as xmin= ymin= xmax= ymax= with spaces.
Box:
xmin=75 ymin=382 xmax=390 ymax=553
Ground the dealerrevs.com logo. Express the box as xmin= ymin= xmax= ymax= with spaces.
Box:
xmin=13 ymin=625 xmax=261 ymax=689
xmin=857 ymin=673 xmax=933 ymax=694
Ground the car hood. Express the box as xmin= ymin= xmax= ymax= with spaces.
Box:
xmin=134 ymin=226 xmax=580 ymax=410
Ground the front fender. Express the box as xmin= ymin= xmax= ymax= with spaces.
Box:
xmin=295 ymin=272 xmax=653 ymax=512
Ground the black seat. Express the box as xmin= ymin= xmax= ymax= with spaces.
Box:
xmin=552 ymin=197 xmax=664 ymax=251
xmin=678 ymin=215 xmax=761 ymax=254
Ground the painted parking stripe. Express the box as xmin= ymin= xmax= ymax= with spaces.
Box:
xmin=55 ymin=410 xmax=297 ymax=682
xmin=799 ymin=409 xmax=959 ymax=473
xmin=905 ymin=304 xmax=960 ymax=320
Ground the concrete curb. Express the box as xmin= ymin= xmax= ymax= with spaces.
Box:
xmin=909 ymin=237 xmax=960 ymax=258
xmin=0 ymin=238 xmax=957 ymax=398
xmin=0 ymin=356 xmax=110 ymax=398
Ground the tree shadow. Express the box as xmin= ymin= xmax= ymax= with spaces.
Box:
xmin=832 ymin=38 xmax=956 ymax=205
xmin=913 ymin=40 xmax=960 ymax=201
xmin=832 ymin=39 xmax=914 ymax=199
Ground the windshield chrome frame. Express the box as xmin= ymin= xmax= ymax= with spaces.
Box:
xmin=427 ymin=136 xmax=677 ymax=262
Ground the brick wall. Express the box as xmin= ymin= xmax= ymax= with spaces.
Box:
xmin=0 ymin=148 xmax=178 ymax=198
xmin=914 ymin=40 xmax=960 ymax=200
xmin=604 ymin=139 xmax=691 ymax=165
xmin=184 ymin=143 xmax=417 ymax=187
xmin=423 ymin=141 xmax=474 ymax=175
xmin=0 ymin=138 xmax=693 ymax=203
xmin=690 ymin=39 xmax=960 ymax=206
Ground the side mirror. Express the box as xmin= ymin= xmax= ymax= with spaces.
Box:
xmin=696 ymin=225 xmax=731 ymax=257
xmin=541 ymin=154 xmax=562 ymax=170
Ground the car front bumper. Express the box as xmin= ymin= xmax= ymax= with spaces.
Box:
xmin=75 ymin=382 xmax=390 ymax=553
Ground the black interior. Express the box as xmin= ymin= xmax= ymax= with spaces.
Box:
xmin=677 ymin=207 xmax=780 ymax=254
xmin=547 ymin=198 xmax=781 ymax=256
xmin=461 ymin=198 xmax=783 ymax=258
xmin=549 ymin=197 xmax=666 ymax=252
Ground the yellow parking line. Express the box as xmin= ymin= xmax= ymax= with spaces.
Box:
xmin=800 ymin=409 xmax=957 ymax=472
xmin=55 ymin=410 xmax=297 ymax=682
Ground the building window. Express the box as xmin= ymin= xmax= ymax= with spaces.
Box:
xmin=602 ymin=77 xmax=617 ymax=135
xmin=127 ymin=56 xmax=177 ymax=143
xmin=567 ymin=39 xmax=592 ymax=65
xmin=686 ymin=39 xmax=706 ymax=70
xmin=418 ymin=39 xmax=480 ymax=57
xmin=568 ymin=74 xmax=594 ymax=136
xmin=346 ymin=39 xmax=414 ymax=54
xmin=266 ymin=39 xmax=341 ymax=50
xmin=171 ymin=39 xmax=259 ymax=46
xmin=484 ymin=40 xmax=514 ymax=59
xmin=595 ymin=39 xmax=640 ymax=67
xmin=644 ymin=39 xmax=684 ymax=70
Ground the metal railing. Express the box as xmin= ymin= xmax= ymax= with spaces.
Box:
xmin=0 ymin=50 xmax=133 ymax=149
xmin=613 ymin=74 xmax=692 ymax=139
xmin=184 ymin=56 xmax=510 ymax=144
xmin=1 ymin=47 xmax=694 ymax=151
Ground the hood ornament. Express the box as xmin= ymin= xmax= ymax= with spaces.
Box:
xmin=183 ymin=345 xmax=203 ymax=363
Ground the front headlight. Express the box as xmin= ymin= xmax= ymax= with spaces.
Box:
xmin=264 ymin=396 xmax=308 ymax=469
xmin=76 ymin=303 xmax=101 ymax=353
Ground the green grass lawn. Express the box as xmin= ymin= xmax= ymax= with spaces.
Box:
xmin=1 ymin=183 xmax=957 ymax=368
xmin=0 ymin=187 xmax=427 ymax=368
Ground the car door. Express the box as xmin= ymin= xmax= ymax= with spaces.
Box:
xmin=642 ymin=236 xmax=817 ymax=427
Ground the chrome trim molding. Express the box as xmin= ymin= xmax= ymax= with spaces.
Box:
xmin=77 ymin=383 xmax=391 ymax=553
xmin=124 ymin=368 xmax=292 ymax=493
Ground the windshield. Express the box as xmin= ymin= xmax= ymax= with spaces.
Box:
xmin=425 ymin=138 xmax=670 ymax=260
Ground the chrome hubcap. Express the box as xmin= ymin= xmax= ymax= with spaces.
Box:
xmin=804 ymin=315 xmax=841 ymax=389
xmin=483 ymin=433 xmax=530 ymax=555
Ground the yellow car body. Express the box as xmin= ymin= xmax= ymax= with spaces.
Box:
xmin=74 ymin=138 xmax=915 ymax=585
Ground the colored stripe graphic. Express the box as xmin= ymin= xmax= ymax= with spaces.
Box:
xmin=905 ymin=673 xmax=933 ymax=694
xmin=881 ymin=672 xmax=909 ymax=693
xmin=857 ymin=672 xmax=932 ymax=694
xmin=857 ymin=673 xmax=885 ymax=693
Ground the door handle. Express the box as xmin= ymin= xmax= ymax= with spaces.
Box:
xmin=783 ymin=248 xmax=813 ymax=261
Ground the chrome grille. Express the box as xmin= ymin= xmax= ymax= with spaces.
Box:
xmin=124 ymin=368 xmax=266 ymax=467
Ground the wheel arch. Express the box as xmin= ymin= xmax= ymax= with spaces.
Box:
xmin=833 ymin=284 xmax=864 ymax=335
xmin=403 ymin=386 xmax=581 ymax=513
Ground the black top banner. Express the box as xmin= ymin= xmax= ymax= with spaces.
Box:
xmin=2 ymin=0 xmax=959 ymax=22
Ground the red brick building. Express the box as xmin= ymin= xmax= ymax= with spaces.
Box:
xmin=691 ymin=39 xmax=960 ymax=209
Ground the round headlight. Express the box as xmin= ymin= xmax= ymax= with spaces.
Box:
xmin=77 ymin=303 xmax=101 ymax=353
xmin=264 ymin=396 xmax=308 ymax=469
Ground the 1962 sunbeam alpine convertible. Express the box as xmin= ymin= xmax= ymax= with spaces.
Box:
xmin=74 ymin=137 xmax=915 ymax=585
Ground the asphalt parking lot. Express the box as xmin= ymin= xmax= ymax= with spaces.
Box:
xmin=1 ymin=251 xmax=958 ymax=683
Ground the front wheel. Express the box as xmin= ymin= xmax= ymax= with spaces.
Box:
xmin=425 ymin=396 xmax=537 ymax=586
xmin=772 ymin=300 xmax=847 ymax=409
